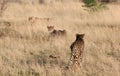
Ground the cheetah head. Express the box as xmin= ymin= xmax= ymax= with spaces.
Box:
xmin=47 ymin=26 xmax=54 ymax=31
xmin=76 ymin=34 xmax=85 ymax=39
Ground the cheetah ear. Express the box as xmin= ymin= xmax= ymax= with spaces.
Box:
xmin=80 ymin=34 xmax=85 ymax=38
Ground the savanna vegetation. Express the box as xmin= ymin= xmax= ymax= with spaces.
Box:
xmin=0 ymin=0 xmax=120 ymax=76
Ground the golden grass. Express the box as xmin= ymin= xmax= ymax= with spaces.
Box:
xmin=0 ymin=1 xmax=120 ymax=76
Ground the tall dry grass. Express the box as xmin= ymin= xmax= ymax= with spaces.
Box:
xmin=0 ymin=1 xmax=120 ymax=76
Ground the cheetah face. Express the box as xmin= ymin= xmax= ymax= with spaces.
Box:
xmin=47 ymin=26 xmax=54 ymax=31
xmin=76 ymin=34 xmax=85 ymax=39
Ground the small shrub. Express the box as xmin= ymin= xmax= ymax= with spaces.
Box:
xmin=83 ymin=0 xmax=97 ymax=7
xmin=89 ymin=4 xmax=108 ymax=12
xmin=83 ymin=0 xmax=108 ymax=12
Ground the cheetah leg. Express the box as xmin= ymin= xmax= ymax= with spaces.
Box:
xmin=78 ymin=59 xmax=82 ymax=68
xmin=78 ymin=55 xmax=83 ymax=68
xmin=71 ymin=60 xmax=78 ymax=70
xmin=67 ymin=53 xmax=74 ymax=69
xmin=70 ymin=53 xmax=74 ymax=65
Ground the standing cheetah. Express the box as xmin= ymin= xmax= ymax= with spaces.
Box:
xmin=67 ymin=34 xmax=84 ymax=70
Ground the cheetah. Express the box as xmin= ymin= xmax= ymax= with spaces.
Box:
xmin=58 ymin=30 xmax=66 ymax=36
xmin=28 ymin=16 xmax=39 ymax=24
xmin=47 ymin=26 xmax=66 ymax=37
xmin=28 ymin=17 xmax=50 ymax=24
xmin=51 ymin=29 xmax=66 ymax=37
xmin=67 ymin=34 xmax=84 ymax=70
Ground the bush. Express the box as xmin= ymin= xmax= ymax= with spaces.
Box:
xmin=83 ymin=0 xmax=108 ymax=12
xmin=83 ymin=0 xmax=97 ymax=7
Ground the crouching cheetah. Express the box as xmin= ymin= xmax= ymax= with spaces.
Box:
xmin=67 ymin=34 xmax=85 ymax=70
xmin=28 ymin=17 xmax=50 ymax=25
xmin=47 ymin=26 xmax=66 ymax=37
